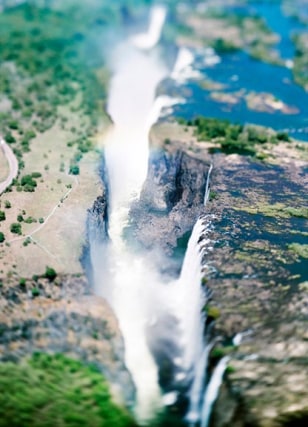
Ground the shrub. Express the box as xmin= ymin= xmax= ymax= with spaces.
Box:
xmin=4 ymin=132 xmax=16 ymax=143
xmin=24 ymin=217 xmax=37 ymax=224
xmin=204 ymin=304 xmax=221 ymax=320
xmin=21 ymin=174 xmax=37 ymax=190
xmin=0 ymin=232 xmax=5 ymax=243
xmin=0 ymin=211 xmax=5 ymax=221
xmin=19 ymin=278 xmax=26 ymax=287
xmin=276 ymin=131 xmax=290 ymax=141
xmin=31 ymin=287 xmax=40 ymax=297
xmin=31 ymin=172 xmax=42 ymax=178
xmin=8 ymin=120 xmax=19 ymax=130
xmin=4 ymin=200 xmax=11 ymax=208
xmin=69 ymin=164 xmax=79 ymax=175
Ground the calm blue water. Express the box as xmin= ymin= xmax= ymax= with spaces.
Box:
xmin=169 ymin=1 xmax=308 ymax=141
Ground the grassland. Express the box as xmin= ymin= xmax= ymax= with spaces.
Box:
xmin=0 ymin=2 xmax=116 ymax=278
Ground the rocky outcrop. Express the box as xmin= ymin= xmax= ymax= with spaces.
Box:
xmin=81 ymin=156 xmax=110 ymax=282
xmin=0 ymin=275 xmax=135 ymax=407
xmin=129 ymin=147 xmax=211 ymax=255
xmin=198 ymin=149 xmax=308 ymax=427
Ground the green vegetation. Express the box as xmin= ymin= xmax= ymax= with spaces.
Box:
xmin=0 ymin=210 xmax=6 ymax=221
xmin=0 ymin=2 xmax=115 ymax=178
xmin=19 ymin=277 xmax=26 ymax=287
xmin=69 ymin=164 xmax=80 ymax=175
xmin=292 ymin=33 xmax=308 ymax=89
xmin=203 ymin=304 xmax=221 ymax=320
xmin=211 ymin=38 xmax=239 ymax=53
xmin=44 ymin=266 xmax=57 ymax=281
xmin=225 ymin=365 xmax=236 ymax=375
xmin=237 ymin=203 xmax=308 ymax=219
xmin=288 ymin=243 xmax=308 ymax=259
xmin=0 ymin=232 xmax=5 ymax=243
xmin=4 ymin=200 xmax=11 ymax=208
xmin=183 ymin=116 xmax=285 ymax=156
xmin=10 ymin=222 xmax=22 ymax=235
xmin=0 ymin=353 xmax=136 ymax=427
xmin=31 ymin=287 xmax=40 ymax=297
xmin=179 ymin=7 xmax=282 ymax=65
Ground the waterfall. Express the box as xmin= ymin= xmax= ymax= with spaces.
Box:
xmin=131 ymin=5 xmax=167 ymax=50
xmin=186 ymin=343 xmax=213 ymax=425
xmin=91 ymin=3 xmax=224 ymax=425
xmin=200 ymin=356 xmax=230 ymax=427
xmin=92 ymin=5 xmax=174 ymax=422
xmin=175 ymin=218 xmax=208 ymax=373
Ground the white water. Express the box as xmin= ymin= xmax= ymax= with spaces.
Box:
xmin=174 ymin=218 xmax=208 ymax=372
xmin=93 ymin=6 xmax=174 ymax=422
xmin=171 ymin=47 xmax=202 ymax=83
xmin=92 ymin=4 xmax=221 ymax=424
xmin=186 ymin=343 xmax=213 ymax=424
xmin=131 ymin=5 xmax=167 ymax=50
xmin=200 ymin=356 xmax=230 ymax=427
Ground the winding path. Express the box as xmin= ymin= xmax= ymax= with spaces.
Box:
xmin=0 ymin=138 xmax=19 ymax=194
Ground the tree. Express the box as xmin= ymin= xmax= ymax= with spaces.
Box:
xmin=0 ymin=211 xmax=6 ymax=221
xmin=0 ymin=232 xmax=5 ymax=243
xmin=44 ymin=266 xmax=57 ymax=281
xmin=10 ymin=223 xmax=22 ymax=235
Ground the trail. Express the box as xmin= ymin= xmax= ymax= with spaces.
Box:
xmin=0 ymin=138 xmax=19 ymax=194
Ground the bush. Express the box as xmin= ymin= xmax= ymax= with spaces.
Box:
xmin=4 ymin=200 xmax=11 ymax=208
xmin=31 ymin=287 xmax=40 ymax=297
xmin=19 ymin=278 xmax=26 ymax=287
xmin=8 ymin=120 xmax=19 ymax=130
xmin=31 ymin=172 xmax=42 ymax=178
xmin=0 ymin=211 xmax=6 ymax=221
xmin=44 ymin=266 xmax=57 ymax=281
xmin=69 ymin=164 xmax=80 ymax=175
xmin=10 ymin=223 xmax=22 ymax=235
xmin=21 ymin=174 xmax=37 ymax=191
xmin=4 ymin=132 xmax=16 ymax=143
xmin=0 ymin=232 xmax=5 ymax=243
xmin=24 ymin=217 xmax=37 ymax=224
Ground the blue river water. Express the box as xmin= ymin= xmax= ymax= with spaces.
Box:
xmin=169 ymin=1 xmax=308 ymax=141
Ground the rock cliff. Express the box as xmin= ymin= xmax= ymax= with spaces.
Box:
xmin=0 ymin=274 xmax=135 ymax=407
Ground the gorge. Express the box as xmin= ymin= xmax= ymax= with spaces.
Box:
xmin=88 ymin=5 xmax=222 ymax=426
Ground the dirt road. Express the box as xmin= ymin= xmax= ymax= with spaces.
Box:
xmin=0 ymin=138 xmax=18 ymax=194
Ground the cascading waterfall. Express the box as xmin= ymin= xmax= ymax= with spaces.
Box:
xmin=91 ymin=4 xmax=225 ymax=426
xmin=200 ymin=357 xmax=230 ymax=427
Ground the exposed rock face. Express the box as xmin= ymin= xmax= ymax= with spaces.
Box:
xmin=143 ymin=122 xmax=308 ymax=427
xmin=0 ymin=275 xmax=135 ymax=407
xmin=129 ymin=147 xmax=211 ymax=254
xmin=82 ymin=157 xmax=110 ymax=282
